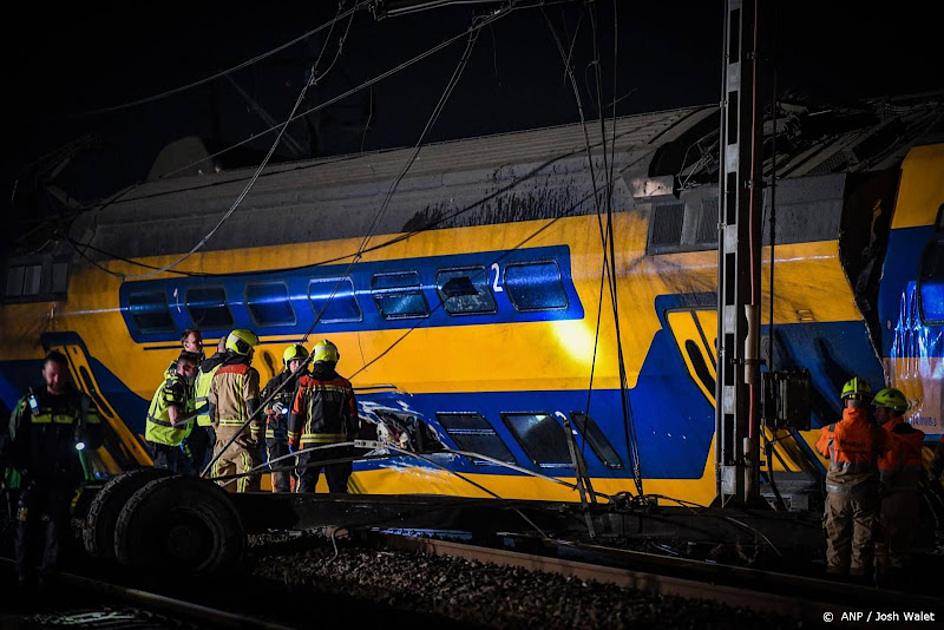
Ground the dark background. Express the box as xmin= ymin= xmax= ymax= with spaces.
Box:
xmin=2 ymin=1 xmax=941 ymax=253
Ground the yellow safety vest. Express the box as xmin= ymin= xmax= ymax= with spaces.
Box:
xmin=194 ymin=362 xmax=223 ymax=427
xmin=145 ymin=374 xmax=194 ymax=446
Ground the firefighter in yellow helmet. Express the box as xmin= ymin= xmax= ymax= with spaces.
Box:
xmin=815 ymin=377 xmax=889 ymax=583
xmin=873 ymin=387 xmax=924 ymax=585
xmin=260 ymin=344 xmax=309 ymax=492
xmin=208 ymin=329 xmax=262 ymax=492
xmin=289 ymin=339 xmax=359 ymax=493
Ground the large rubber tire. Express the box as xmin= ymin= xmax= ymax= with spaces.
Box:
xmin=83 ymin=468 xmax=173 ymax=560
xmin=114 ymin=476 xmax=246 ymax=575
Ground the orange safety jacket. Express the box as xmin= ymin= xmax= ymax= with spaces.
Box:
xmin=878 ymin=415 xmax=925 ymax=492
xmin=816 ymin=407 xmax=888 ymax=494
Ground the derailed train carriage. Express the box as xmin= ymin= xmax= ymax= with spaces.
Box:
xmin=1 ymin=95 xmax=943 ymax=511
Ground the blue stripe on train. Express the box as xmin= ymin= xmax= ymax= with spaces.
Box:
xmin=119 ymin=245 xmax=584 ymax=343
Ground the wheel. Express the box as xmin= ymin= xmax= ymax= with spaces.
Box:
xmin=83 ymin=468 xmax=173 ymax=559
xmin=114 ymin=476 xmax=246 ymax=575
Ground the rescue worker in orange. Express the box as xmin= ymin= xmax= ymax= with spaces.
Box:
xmin=209 ymin=329 xmax=263 ymax=492
xmin=815 ymin=377 xmax=889 ymax=582
xmin=873 ymin=387 xmax=925 ymax=584
xmin=289 ymin=339 xmax=359 ymax=493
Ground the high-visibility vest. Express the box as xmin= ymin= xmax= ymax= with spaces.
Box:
xmin=194 ymin=362 xmax=223 ymax=427
xmin=878 ymin=417 xmax=925 ymax=491
xmin=145 ymin=374 xmax=194 ymax=446
xmin=816 ymin=407 xmax=886 ymax=493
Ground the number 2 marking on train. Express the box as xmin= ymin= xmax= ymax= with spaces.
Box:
xmin=490 ymin=263 xmax=504 ymax=292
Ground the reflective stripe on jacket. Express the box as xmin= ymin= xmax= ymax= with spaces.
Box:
xmin=879 ymin=416 xmax=925 ymax=492
xmin=209 ymin=360 xmax=261 ymax=438
xmin=816 ymin=407 xmax=887 ymax=493
xmin=289 ymin=368 xmax=358 ymax=447
xmin=146 ymin=373 xmax=194 ymax=446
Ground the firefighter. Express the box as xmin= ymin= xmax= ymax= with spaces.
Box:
xmin=188 ymin=337 xmax=228 ymax=473
xmin=2 ymin=351 xmax=103 ymax=586
xmin=290 ymin=339 xmax=359 ymax=493
xmin=261 ymin=344 xmax=309 ymax=492
xmin=815 ymin=377 xmax=888 ymax=582
xmin=146 ymin=351 xmax=201 ymax=472
xmin=873 ymin=387 xmax=925 ymax=584
xmin=209 ymin=329 xmax=262 ymax=492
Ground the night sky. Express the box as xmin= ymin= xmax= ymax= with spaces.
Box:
xmin=3 ymin=1 xmax=941 ymax=253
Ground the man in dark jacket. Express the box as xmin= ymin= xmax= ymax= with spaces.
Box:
xmin=261 ymin=344 xmax=309 ymax=492
xmin=289 ymin=340 xmax=358 ymax=493
xmin=2 ymin=351 xmax=103 ymax=585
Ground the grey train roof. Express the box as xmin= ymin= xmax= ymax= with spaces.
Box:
xmin=71 ymin=94 xmax=944 ymax=261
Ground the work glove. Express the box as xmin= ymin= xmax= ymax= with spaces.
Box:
xmin=272 ymin=402 xmax=287 ymax=417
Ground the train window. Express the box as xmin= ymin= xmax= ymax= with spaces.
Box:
xmin=308 ymin=277 xmax=362 ymax=323
xmin=570 ymin=411 xmax=624 ymax=470
xmin=919 ymin=240 xmax=944 ymax=324
xmin=501 ymin=412 xmax=571 ymax=467
xmin=503 ymin=261 xmax=567 ymax=312
xmin=436 ymin=412 xmax=516 ymax=464
xmin=128 ymin=290 xmax=174 ymax=333
xmin=371 ymin=271 xmax=429 ymax=320
xmin=185 ymin=287 xmax=233 ymax=329
xmin=436 ymin=267 xmax=496 ymax=315
xmin=246 ymin=282 xmax=295 ymax=326
xmin=650 ymin=202 xmax=686 ymax=249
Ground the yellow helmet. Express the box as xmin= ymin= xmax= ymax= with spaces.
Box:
xmin=872 ymin=387 xmax=908 ymax=413
xmin=311 ymin=339 xmax=340 ymax=364
xmin=225 ymin=329 xmax=259 ymax=356
xmin=282 ymin=344 xmax=309 ymax=367
xmin=840 ymin=376 xmax=871 ymax=402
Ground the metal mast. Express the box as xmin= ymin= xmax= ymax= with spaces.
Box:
xmin=716 ymin=0 xmax=763 ymax=506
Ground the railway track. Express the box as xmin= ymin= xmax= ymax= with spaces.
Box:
xmin=365 ymin=532 xmax=943 ymax=627
xmin=0 ymin=557 xmax=292 ymax=630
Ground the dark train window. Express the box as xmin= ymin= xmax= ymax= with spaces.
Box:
xmin=436 ymin=267 xmax=496 ymax=315
xmin=501 ymin=412 xmax=571 ymax=467
xmin=504 ymin=261 xmax=567 ymax=312
xmin=185 ymin=287 xmax=233 ymax=329
xmin=650 ymin=203 xmax=685 ymax=249
xmin=309 ymin=277 xmax=362 ymax=323
xmin=570 ymin=412 xmax=623 ymax=470
xmin=246 ymin=283 xmax=295 ymax=326
xmin=371 ymin=271 xmax=428 ymax=320
xmin=437 ymin=412 xmax=516 ymax=464
xmin=128 ymin=291 xmax=174 ymax=333
xmin=919 ymin=240 xmax=944 ymax=324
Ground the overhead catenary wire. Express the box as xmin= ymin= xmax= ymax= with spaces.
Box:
xmin=74 ymin=1 xmax=371 ymax=118
xmin=125 ymin=1 xmax=358 ymax=281
xmin=201 ymin=9 xmax=498 ymax=479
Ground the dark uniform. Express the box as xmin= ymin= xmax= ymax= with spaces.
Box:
xmin=261 ymin=369 xmax=303 ymax=493
xmin=289 ymin=363 xmax=359 ymax=493
xmin=4 ymin=385 xmax=103 ymax=582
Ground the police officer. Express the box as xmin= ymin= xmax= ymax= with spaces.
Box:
xmin=2 ymin=351 xmax=103 ymax=586
xmin=289 ymin=339 xmax=359 ymax=493
xmin=189 ymin=337 xmax=228 ymax=473
xmin=261 ymin=344 xmax=309 ymax=492
xmin=815 ymin=377 xmax=888 ymax=582
xmin=146 ymin=351 xmax=201 ymax=472
xmin=209 ymin=329 xmax=262 ymax=492
xmin=873 ymin=387 xmax=925 ymax=585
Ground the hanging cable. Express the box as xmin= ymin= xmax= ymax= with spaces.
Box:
xmin=74 ymin=2 xmax=370 ymax=117
xmin=125 ymin=1 xmax=357 ymax=280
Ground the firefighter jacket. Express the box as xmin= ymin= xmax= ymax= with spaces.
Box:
xmin=146 ymin=372 xmax=195 ymax=446
xmin=261 ymin=369 xmax=303 ymax=442
xmin=816 ymin=407 xmax=888 ymax=494
xmin=3 ymin=385 xmax=103 ymax=484
xmin=208 ymin=356 xmax=261 ymax=443
xmin=289 ymin=365 xmax=358 ymax=448
xmin=878 ymin=416 xmax=925 ymax=493
xmin=194 ymin=352 xmax=227 ymax=427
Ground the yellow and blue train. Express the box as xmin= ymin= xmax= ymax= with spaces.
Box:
xmin=2 ymin=102 xmax=942 ymax=507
